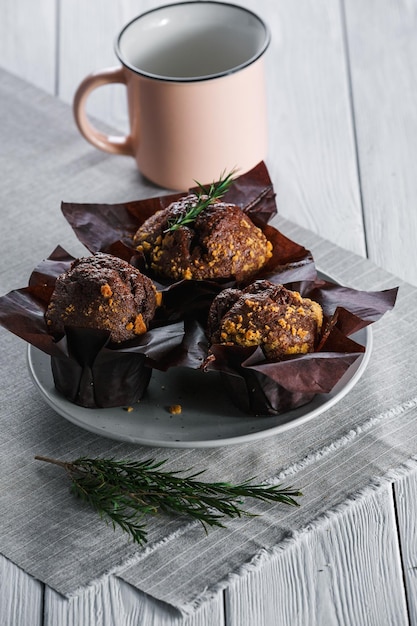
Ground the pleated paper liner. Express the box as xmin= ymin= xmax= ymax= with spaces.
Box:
xmin=0 ymin=246 xmax=399 ymax=415
xmin=0 ymin=156 xmax=400 ymax=417
xmin=202 ymin=276 xmax=399 ymax=416
xmin=60 ymin=162 xmax=317 ymax=323
xmin=0 ymin=247 xmax=200 ymax=408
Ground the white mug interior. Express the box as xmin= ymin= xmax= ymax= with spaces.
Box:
xmin=116 ymin=1 xmax=270 ymax=81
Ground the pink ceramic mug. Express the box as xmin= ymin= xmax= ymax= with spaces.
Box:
xmin=73 ymin=1 xmax=270 ymax=190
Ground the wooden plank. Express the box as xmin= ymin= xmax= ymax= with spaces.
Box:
xmin=393 ymin=467 xmax=417 ymax=623
xmin=44 ymin=577 xmax=225 ymax=626
xmin=244 ymin=0 xmax=366 ymax=257
xmin=224 ymin=485 xmax=408 ymax=626
xmin=344 ymin=0 xmax=417 ymax=286
xmin=0 ymin=0 xmax=56 ymax=94
xmin=0 ymin=554 xmax=43 ymax=626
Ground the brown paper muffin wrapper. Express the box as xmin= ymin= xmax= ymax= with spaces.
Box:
xmin=0 ymin=247 xmax=200 ymax=408
xmin=202 ymin=276 xmax=399 ymax=416
xmin=50 ymin=328 xmax=152 ymax=408
xmin=60 ymin=162 xmax=317 ymax=322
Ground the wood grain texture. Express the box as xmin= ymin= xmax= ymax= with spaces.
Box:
xmin=0 ymin=554 xmax=43 ymax=626
xmin=224 ymin=485 xmax=408 ymax=626
xmin=244 ymin=0 xmax=367 ymax=258
xmin=0 ymin=0 xmax=56 ymax=94
xmin=44 ymin=577 xmax=225 ymax=626
xmin=394 ymin=467 xmax=417 ymax=624
xmin=344 ymin=0 xmax=417 ymax=285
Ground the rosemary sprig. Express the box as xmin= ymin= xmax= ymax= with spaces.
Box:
xmin=165 ymin=169 xmax=237 ymax=232
xmin=35 ymin=455 xmax=302 ymax=545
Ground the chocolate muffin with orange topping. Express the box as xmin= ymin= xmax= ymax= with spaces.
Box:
xmin=133 ymin=194 xmax=273 ymax=282
xmin=208 ymin=280 xmax=323 ymax=359
xmin=45 ymin=253 xmax=159 ymax=343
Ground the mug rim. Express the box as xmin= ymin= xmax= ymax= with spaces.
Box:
xmin=114 ymin=0 xmax=271 ymax=83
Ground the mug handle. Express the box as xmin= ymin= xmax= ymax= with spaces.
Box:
xmin=73 ymin=66 xmax=134 ymax=156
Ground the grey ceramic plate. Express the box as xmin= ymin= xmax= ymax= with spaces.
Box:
xmin=27 ymin=324 xmax=372 ymax=448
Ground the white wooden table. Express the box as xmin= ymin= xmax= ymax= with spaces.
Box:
xmin=1 ymin=2 xmax=417 ymax=625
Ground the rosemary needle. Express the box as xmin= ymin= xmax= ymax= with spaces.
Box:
xmin=35 ymin=455 xmax=302 ymax=545
xmin=165 ymin=169 xmax=237 ymax=232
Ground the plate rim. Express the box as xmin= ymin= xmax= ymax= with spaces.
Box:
xmin=26 ymin=328 xmax=373 ymax=448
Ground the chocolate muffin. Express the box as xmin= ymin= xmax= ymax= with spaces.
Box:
xmin=45 ymin=253 xmax=159 ymax=343
xmin=208 ymin=280 xmax=323 ymax=359
xmin=133 ymin=194 xmax=273 ymax=281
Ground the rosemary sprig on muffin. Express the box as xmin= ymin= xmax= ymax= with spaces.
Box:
xmin=165 ymin=169 xmax=237 ymax=232
xmin=35 ymin=455 xmax=302 ymax=545
xmin=134 ymin=167 xmax=272 ymax=282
